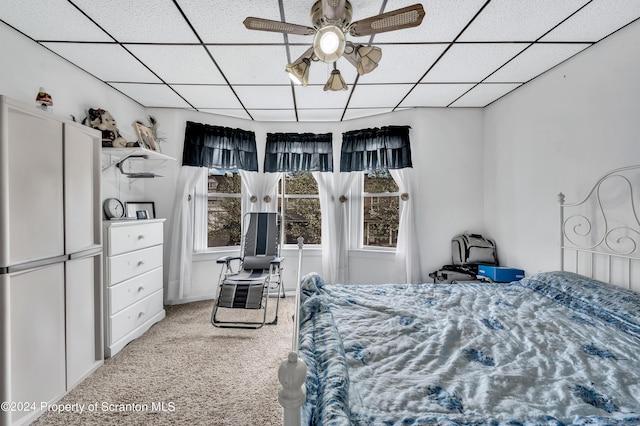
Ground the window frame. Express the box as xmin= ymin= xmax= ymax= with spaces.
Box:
xmin=205 ymin=170 xmax=243 ymax=250
xmin=352 ymin=172 xmax=402 ymax=251
xmin=277 ymin=172 xmax=322 ymax=247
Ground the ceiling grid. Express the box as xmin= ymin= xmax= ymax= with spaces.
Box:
xmin=1 ymin=0 xmax=639 ymax=122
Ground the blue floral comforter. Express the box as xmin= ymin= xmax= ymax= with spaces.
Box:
xmin=298 ymin=271 xmax=640 ymax=425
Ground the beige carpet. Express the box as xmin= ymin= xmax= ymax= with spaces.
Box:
xmin=33 ymin=297 xmax=294 ymax=426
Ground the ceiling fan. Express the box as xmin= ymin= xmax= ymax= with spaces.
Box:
xmin=243 ymin=0 xmax=426 ymax=91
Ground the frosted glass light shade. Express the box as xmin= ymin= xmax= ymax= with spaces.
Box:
xmin=324 ymin=69 xmax=348 ymax=91
xmin=313 ymin=26 xmax=345 ymax=62
xmin=320 ymin=31 xmax=339 ymax=54
xmin=285 ymin=47 xmax=314 ymax=86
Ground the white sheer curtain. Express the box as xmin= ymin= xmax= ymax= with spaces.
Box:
xmin=167 ymin=166 xmax=206 ymax=300
xmin=313 ymin=172 xmax=357 ymax=284
xmin=389 ymin=168 xmax=422 ymax=283
xmin=240 ymin=170 xmax=280 ymax=213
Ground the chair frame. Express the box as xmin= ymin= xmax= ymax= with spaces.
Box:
xmin=211 ymin=212 xmax=285 ymax=329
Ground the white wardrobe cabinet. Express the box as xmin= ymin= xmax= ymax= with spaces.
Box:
xmin=103 ymin=219 xmax=166 ymax=358
xmin=0 ymin=95 xmax=103 ymax=426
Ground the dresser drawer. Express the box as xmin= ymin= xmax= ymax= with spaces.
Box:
xmin=107 ymin=222 xmax=163 ymax=256
xmin=109 ymin=289 xmax=163 ymax=344
xmin=108 ymin=267 xmax=163 ymax=315
xmin=107 ymin=245 xmax=163 ymax=286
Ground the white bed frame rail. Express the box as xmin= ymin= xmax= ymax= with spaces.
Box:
xmin=278 ymin=237 xmax=307 ymax=426
xmin=559 ymin=165 xmax=640 ymax=288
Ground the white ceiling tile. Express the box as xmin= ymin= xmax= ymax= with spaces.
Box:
xmin=541 ymin=0 xmax=640 ymax=42
xmin=399 ymin=83 xmax=476 ymax=107
xmin=373 ymin=0 xmax=488 ymax=43
xmin=2 ymin=0 xmax=639 ymax=122
xmin=297 ymin=109 xmax=346 ymax=122
xmin=485 ymin=43 xmax=589 ymax=83
xmin=421 ymin=43 xmax=528 ymax=83
xmin=199 ymin=109 xmax=252 ymax=120
xmin=110 ymin=83 xmax=192 ymax=108
xmin=348 ymin=84 xmax=414 ymax=108
xmin=450 ymin=83 xmax=521 ymax=107
xmin=234 ymin=86 xmax=294 ymax=109
xmin=0 ymin=0 xmax=111 ymax=41
xmin=125 ymin=45 xmax=226 ymax=84
xmin=458 ymin=0 xmax=590 ymax=42
xmin=294 ymin=85 xmax=350 ymax=110
xmin=171 ymin=85 xmax=243 ymax=109
xmin=73 ymin=0 xmax=198 ymax=43
xmin=248 ymin=109 xmax=297 ymax=122
xmin=358 ymin=44 xmax=448 ymax=84
xmin=342 ymin=108 xmax=394 ymax=121
xmin=41 ymin=42 xmax=161 ymax=83
xmin=179 ymin=0 xmax=285 ymax=44
xmin=207 ymin=45 xmax=291 ymax=85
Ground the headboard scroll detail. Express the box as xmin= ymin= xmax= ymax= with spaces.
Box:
xmin=559 ymin=165 xmax=640 ymax=288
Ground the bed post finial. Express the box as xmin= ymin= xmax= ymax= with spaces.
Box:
xmin=557 ymin=192 xmax=565 ymax=204
xmin=279 ymin=351 xmax=307 ymax=426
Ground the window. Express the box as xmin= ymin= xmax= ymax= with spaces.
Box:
xmin=207 ymin=171 xmax=242 ymax=247
xmin=363 ymin=173 xmax=400 ymax=248
xmin=278 ymin=173 xmax=321 ymax=245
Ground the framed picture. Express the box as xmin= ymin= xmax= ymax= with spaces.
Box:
xmin=125 ymin=201 xmax=155 ymax=219
xmin=133 ymin=122 xmax=158 ymax=151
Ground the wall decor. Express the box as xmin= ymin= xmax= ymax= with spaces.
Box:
xmin=125 ymin=201 xmax=155 ymax=219
xmin=133 ymin=122 xmax=158 ymax=151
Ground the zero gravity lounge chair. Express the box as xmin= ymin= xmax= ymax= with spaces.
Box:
xmin=211 ymin=212 xmax=284 ymax=328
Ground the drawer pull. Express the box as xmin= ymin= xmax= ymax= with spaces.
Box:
xmin=138 ymin=234 xmax=145 ymax=240
xmin=138 ymin=310 xmax=146 ymax=318
xmin=137 ymin=260 xmax=145 ymax=266
xmin=137 ymin=286 xmax=145 ymax=292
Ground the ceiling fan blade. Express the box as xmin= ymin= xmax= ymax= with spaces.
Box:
xmin=349 ymin=4 xmax=425 ymax=37
xmin=321 ymin=0 xmax=347 ymax=21
xmin=243 ymin=17 xmax=315 ymax=35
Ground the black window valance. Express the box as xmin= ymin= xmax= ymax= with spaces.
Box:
xmin=182 ymin=121 xmax=258 ymax=171
xmin=264 ymin=132 xmax=333 ymax=173
xmin=340 ymin=125 xmax=412 ymax=173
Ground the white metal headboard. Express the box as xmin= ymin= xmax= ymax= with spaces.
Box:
xmin=559 ymin=165 xmax=640 ymax=289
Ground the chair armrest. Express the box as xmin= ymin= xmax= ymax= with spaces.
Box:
xmin=216 ymin=256 xmax=241 ymax=264
xmin=270 ymin=257 xmax=284 ymax=265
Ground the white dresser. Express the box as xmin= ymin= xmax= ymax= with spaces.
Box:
xmin=103 ymin=219 xmax=166 ymax=358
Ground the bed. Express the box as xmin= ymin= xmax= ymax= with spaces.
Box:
xmin=281 ymin=165 xmax=640 ymax=425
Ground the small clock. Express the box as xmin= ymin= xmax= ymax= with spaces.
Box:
xmin=103 ymin=198 xmax=125 ymax=219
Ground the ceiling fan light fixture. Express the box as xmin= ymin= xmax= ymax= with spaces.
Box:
xmin=357 ymin=45 xmax=382 ymax=74
xmin=244 ymin=1 xmax=426 ymax=90
xmin=324 ymin=67 xmax=348 ymax=91
xmin=321 ymin=31 xmax=339 ymax=53
xmin=286 ymin=60 xmax=310 ymax=85
xmin=286 ymin=47 xmax=314 ymax=85
xmin=313 ymin=25 xmax=345 ymax=62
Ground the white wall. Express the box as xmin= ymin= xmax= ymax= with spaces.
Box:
xmin=483 ymin=20 xmax=640 ymax=276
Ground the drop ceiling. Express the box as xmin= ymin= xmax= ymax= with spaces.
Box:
xmin=1 ymin=0 xmax=639 ymax=122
